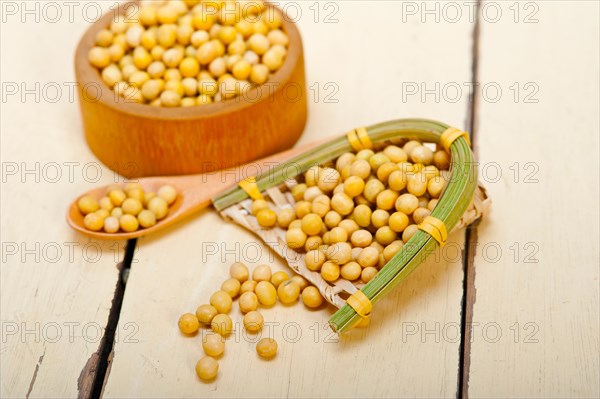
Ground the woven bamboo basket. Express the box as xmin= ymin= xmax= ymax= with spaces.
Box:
xmin=212 ymin=119 xmax=491 ymax=334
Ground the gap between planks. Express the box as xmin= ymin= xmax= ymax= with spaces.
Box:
xmin=76 ymin=239 xmax=137 ymax=399
xmin=458 ymin=1 xmax=482 ymax=398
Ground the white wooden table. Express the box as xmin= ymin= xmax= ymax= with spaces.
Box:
xmin=1 ymin=1 xmax=598 ymax=398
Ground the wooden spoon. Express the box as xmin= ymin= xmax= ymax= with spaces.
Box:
xmin=67 ymin=139 xmax=328 ymax=240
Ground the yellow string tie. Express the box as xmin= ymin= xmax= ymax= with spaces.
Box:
xmin=346 ymin=290 xmax=372 ymax=318
xmin=346 ymin=129 xmax=364 ymax=151
xmin=238 ymin=177 xmax=263 ymax=200
xmin=418 ymin=216 xmax=448 ymax=247
xmin=440 ymin=127 xmax=471 ymax=153
xmin=355 ymin=127 xmax=373 ymax=149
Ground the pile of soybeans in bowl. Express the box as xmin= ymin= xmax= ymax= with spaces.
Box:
xmin=88 ymin=0 xmax=290 ymax=107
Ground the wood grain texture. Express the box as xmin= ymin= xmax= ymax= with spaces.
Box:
xmin=467 ymin=1 xmax=600 ymax=397
xmin=103 ymin=1 xmax=475 ymax=397
xmin=0 ymin=2 xmax=123 ymax=397
xmin=75 ymin=2 xmax=307 ymax=177
xmin=104 ymin=220 xmax=467 ymax=398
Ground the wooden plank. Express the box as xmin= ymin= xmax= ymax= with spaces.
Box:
xmin=0 ymin=2 xmax=124 ymax=397
xmin=104 ymin=1 xmax=475 ymax=397
xmin=467 ymin=1 xmax=599 ymax=397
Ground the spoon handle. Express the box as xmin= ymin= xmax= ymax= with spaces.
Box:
xmin=167 ymin=136 xmax=333 ymax=217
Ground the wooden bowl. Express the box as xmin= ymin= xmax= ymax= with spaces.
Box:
xmin=74 ymin=3 xmax=307 ymax=177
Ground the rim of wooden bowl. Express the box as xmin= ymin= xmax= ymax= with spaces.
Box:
xmin=74 ymin=1 xmax=304 ymax=121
